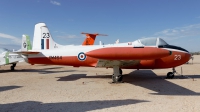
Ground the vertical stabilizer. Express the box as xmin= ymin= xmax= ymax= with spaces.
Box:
xmin=21 ymin=35 xmax=32 ymax=51
xmin=32 ymin=23 xmax=63 ymax=50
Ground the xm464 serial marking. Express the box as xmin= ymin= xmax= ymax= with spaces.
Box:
xmin=49 ymin=56 xmax=62 ymax=59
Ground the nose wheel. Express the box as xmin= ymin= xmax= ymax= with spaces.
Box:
xmin=167 ymin=72 xmax=174 ymax=79
xmin=166 ymin=68 xmax=176 ymax=79
xmin=112 ymin=74 xmax=123 ymax=82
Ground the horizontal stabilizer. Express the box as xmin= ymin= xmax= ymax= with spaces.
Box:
xmin=14 ymin=51 xmax=40 ymax=55
xmin=81 ymin=32 xmax=108 ymax=36
xmin=81 ymin=32 xmax=107 ymax=45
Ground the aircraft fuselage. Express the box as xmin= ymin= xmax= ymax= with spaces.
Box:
xmin=27 ymin=44 xmax=190 ymax=69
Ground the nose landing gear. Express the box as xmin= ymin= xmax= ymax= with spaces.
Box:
xmin=166 ymin=68 xmax=176 ymax=79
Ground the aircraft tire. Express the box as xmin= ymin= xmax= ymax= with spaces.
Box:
xmin=10 ymin=66 xmax=15 ymax=71
xmin=13 ymin=63 xmax=16 ymax=67
xmin=112 ymin=74 xmax=123 ymax=83
xmin=119 ymin=68 xmax=122 ymax=74
xmin=167 ymin=72 xmax=174 ymax=79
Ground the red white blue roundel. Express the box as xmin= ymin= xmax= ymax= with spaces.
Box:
xmin=78 ymin=52 xmax=86 ymax=61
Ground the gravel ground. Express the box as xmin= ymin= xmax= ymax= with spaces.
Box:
xmin=0 ymin=55 xmax=200 ymax=112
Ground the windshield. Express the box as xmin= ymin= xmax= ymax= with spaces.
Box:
xmin=158 ymin=38 xmax=168 ymax=46
xmin=138 ymin=38 xmax=168 ymax=46
xmin=139 ymin=38 xmax=157 ymax=46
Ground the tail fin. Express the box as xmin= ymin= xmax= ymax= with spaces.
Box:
xmin=21 ymin=35 xmax=32 ymax=51
xmin=81 ymin=33 xmax=107 ymax=45
xmin=32 ymin=23 xmax=107 ymax=50
xmin=32 ymin=23 xmax=63 ymax=50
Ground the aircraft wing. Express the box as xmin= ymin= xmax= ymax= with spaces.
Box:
xmin=14 ymin=51 xmax=40 ymax=55
xmin=0 ymin=62 xmax=19 ymax=66
xmin=95 ymin=59 xmax=140 ymax=68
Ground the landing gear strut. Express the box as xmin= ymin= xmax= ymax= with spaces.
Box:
xmin=10 ymin=63 xmax=16 ymax=71
xmin=166 ymin=68 xmax=176 ymax=79
xmin=112 ymin=66 xmax=123 ymax=83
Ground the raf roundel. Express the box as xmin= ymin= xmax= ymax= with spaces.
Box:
xmin=78 ymin=52 xmax=86 ymax=61
xmin=23 ymin=42 xmax=27 ymax=48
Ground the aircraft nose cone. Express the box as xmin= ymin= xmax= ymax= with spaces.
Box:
xmin=185 ymin=52 xmax=191 ymax=62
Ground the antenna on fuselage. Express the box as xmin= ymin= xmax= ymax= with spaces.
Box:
xmin=115 ymin=39 xmax=119 ymax=44
xmin=99 ymin=41 xmax=102 ymax=45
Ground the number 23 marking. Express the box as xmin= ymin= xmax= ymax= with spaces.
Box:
xmin=174 ymin=55 xmax=181 ymax=60
xmin=43 ymin=33 xmax=50 ymax=38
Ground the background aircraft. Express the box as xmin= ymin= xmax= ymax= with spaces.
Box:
xmin=0 ymin=48 xmax=21 ymax=70
xmin=17 ymin=23 xmax=191 ymax=83
xmin=0 ymin=35 xmax=31 ymax=70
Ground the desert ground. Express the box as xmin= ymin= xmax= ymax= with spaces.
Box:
xmin=0 ymin=55 xmax=200 ymax=112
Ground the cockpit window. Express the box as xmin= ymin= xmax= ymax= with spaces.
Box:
xmin=158 ymin=38 xmax=168 ymax=46
xmin=139 ymin=38 xmax=157 ymax=46
xmin=138 ymin=38 xmax=168 ymax=46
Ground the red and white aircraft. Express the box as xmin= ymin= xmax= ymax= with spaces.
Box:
xmin=19 ymin=23 xmax=191 ymax=83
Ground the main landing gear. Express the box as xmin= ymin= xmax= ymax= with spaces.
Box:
xmin=166 ymin=68 xmax=176 ymax=79
xmin=10 ymin=63 xmax=16 ymax=71
xmin=112 ymin=66 xmax=123 ymax=83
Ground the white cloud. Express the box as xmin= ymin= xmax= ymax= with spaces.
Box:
xmin=153 ymin=23 xmax=200 ymax=40
xmin=57 ymin=34 xmax=78 ymax=39
xmin=140 ymin=24 xmax=200 ymax=51
xmin=0 ymin=44 xmax=20 ymax=51
xmin=66 ymin=35 xmax=77 ymax=39
xmin=50 ymin=0 xmax=61 ymax=6
xmin=0 ymin=33 xmax=21 ymax=44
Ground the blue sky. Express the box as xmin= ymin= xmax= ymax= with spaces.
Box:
xmin=0 ymin=0 xmax=200 ymax=52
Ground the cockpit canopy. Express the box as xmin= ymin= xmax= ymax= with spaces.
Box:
xmin=133 ymin=37 xmax=188 ymax=52
xmin=0 ymin=48 xmax=9 ymax=54
xmin=138 ymin=38 xmax=168 ymax=46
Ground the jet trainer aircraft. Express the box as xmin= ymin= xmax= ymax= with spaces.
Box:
xmin=18 ymin=23 xmax=191 ymax=83
xmin=0 ymin=48 xmax=21 ymax=70
xmin=0 ymin=35 xmax=32 ymax=70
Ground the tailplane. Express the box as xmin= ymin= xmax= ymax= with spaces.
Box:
xmin=82 ymin=33 xmax=107 ymax=45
